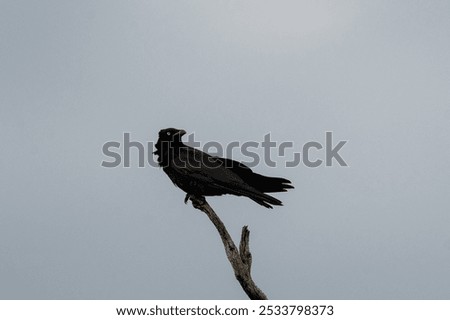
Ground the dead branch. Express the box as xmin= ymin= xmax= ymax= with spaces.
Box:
xmin=187 ymin=194 xmax=268 ymax=300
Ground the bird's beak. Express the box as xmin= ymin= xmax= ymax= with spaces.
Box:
xmin=178 ymin=129 xmax=186 ymax=136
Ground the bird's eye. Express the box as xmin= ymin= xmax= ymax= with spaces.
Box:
xmin=166 ymin=132 xmax=171 ymax=136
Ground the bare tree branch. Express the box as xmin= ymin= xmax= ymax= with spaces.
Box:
xmin=187 ymin=194 xmax=268 ymax=300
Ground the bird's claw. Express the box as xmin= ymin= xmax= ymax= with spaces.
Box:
xmin=184 ymin=194 xmax=206 ymax=209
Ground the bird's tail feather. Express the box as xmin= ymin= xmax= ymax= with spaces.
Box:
xmin=249 ymin=174 xmax=294 ymax=193
xmin=237 ymin=189 xmax=283 ymax=209
xmin=212 ymin=183 xmax=286 ymax=209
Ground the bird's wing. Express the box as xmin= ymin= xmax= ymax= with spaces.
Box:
xmin=170 ymin=146 xmax=287 ymax=208
xmin=210 ymin=155 xmax=294 ymax=193
xmin=174 ymin=147 xmax=247 ymax=187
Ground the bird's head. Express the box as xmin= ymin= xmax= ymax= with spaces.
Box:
xmin=154 ymin=128 xmax=187 ymax=160
xmin=157 ymin=128 xmax=186 ymax=143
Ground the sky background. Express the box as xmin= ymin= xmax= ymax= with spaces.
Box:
xmin=1 ymin=0 xmax=449 ymax=299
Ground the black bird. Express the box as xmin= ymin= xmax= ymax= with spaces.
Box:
xmin=154 ymin=128 xmax=294 ymax=209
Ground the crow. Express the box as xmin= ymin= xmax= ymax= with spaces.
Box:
xmin=154 ymin=128 xmax=294 ymax=209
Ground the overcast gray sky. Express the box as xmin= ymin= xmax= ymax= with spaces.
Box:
xmin=1 ymin=0 xmax=449 ymax=299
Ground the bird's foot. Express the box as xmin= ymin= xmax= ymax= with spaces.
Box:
xmin=185 ymin=194 xmax=206 ymax=209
